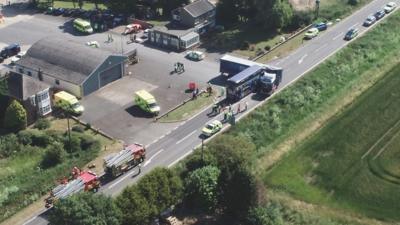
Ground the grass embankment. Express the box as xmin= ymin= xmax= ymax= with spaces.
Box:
xmin=216 ymin=9 xmax=400 ymax=224
xmin=266 ymin=64 xmax=400 ymax=221
xmin=0 ymin=118 xmax=121 ymax=223
xmin=203 ymin=0 xmax=372 ymax=59
xmin=38 ymin=0 xmax=107 ymax=10
xmin=159 ymin=91 xmax=218 ymax=123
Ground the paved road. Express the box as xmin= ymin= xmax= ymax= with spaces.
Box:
xmin=22 ymin=0 xmax=400 ymax=224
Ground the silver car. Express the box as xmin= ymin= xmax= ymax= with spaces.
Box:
xmin=363 ymin=15 xmax=376 ymax=26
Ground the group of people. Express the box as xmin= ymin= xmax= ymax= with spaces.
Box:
xmin=210 ymin=101 xmax=248 ymax=124
xmin=107 ymin=33 xmax=114 ymax=43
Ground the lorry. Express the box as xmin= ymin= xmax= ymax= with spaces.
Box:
xmin=220 ymin=54 xmax=266 ymax=77
xmin=135 ymin=90 xmax=160 ymax=115
xmin=54 ymin=91 xmax=84 ymax=115
xmin=45 ymin=168 xmax=100 ymax=208
xmin=226 ymin=64 xmax=282 ymax=101
xmin=103 ymin=143 xmax=146 ymax=178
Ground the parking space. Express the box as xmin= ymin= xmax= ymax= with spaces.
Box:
xmin=0 ymin=5 xmax=222 ymax=144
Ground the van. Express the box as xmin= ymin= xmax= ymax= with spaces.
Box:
xmin=73 ymin=18 xmax=93 ymax=34
xmin=135 ymin=90 xmax=160 ymax=115
xmin=54 ymin=91 xmax=84 ymax=115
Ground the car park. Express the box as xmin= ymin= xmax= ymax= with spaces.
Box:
xmin=0 ymin=44 xmax=21 ymax=58
xmin=10 ymin=51 xmax=26 ymax=64
xmin=71 ymin=9 xmax=85 ymax=18
xmin=313 ymin=22 xmax=327 ymax=31
xmin=202 ymin=120 xmax=223 ymax=137
xmin=384 ymin=2 xmax=397 ymax=13
xmin=363 ymin=15 xmax=376 ymax=26
xmin=52 ymin=8 xmax=65 ymax=16
xmin=45 ymin=7 xmax=54 ymax=14
xmin=344 ymin=28 xmax=358 ymax=40
xmin=374 ymin=10 xmax=385 ymax=20
xmin=186 ymin=51 xmax=205 ymax=61
xmin=304 ymin=28 xmax=319 ymax=39
xmin=62 ymin=8 xmax=73 ymax=17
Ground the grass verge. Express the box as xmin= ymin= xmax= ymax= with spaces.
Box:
xmin=38 ymin=0 xmax=107 ymax=10
xmin=265 ymin=63 xmax=400 ymax=221
xmin=159 ymin=91 xmax=218 ymax=123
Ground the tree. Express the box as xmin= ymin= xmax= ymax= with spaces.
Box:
xmin=185 ymin=166 xmax=220 ymax=211
xmin=216 ymin=0 xmax=240 ymax=25
xmin=116 ymin=186 xmax=153 ymax=225
xmin=40 ymin=142 xmax=66 ymax=169
xmin=4 ymin=100 xmax=27 ymax=132
xmin=0 ymin=76 xmax=7 ymax=96
xmin=78 ymin=0 xmax=84 ymax=9
xmin=105 ymin=0 xmax=138 ymax=14
xmin=49 ymin=192 xmax=121 ymax=225
xmin=254 ymin=0 xmax=293 ymax=30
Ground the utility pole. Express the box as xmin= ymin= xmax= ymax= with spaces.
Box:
xmin=201 ymin=139 xmax=204 ymax=166
xmin=67 ymin=112 xmax=71 ymax=152
xmin=315 ymin=0 xmax=321 ymax=19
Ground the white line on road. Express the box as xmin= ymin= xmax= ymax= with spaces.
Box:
xmin=22 ymin=216 xmax=38 ymax=225
xmin=176 ymin=130 xmax=197 ymax=145
xmin=350 ymin=22 xmax=359 ymax=29
xmin=333 ymin=32 xmax=344 ymax=40
xmin=143 ymin=149 xmax=164 ymax=167
xmin=168 ymin=149 xmax=194 ymax=168
xmin=315 ymin=43 xmax=328 ymax=53
xmin=298 ymin=54 xmax=308 ymax=64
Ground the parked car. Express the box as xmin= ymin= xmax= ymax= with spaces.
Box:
xmin=44 ymin=7 xmax=54 ymax=14
xmin=62 ymin=8 xmax=73 ymax=17
xmin=186 ymin=51 xmax=205 ymax=61
xmin=313 ymin=22 xmax=327 ymax=31
xmin=363 ymin=15 xmax=376 ymax=26
xmin=344 ymin=28 xmax=359 ymax=40
xmin=71 ymin=9 xmax=85 ymax=18
xmin=202 ymin=120 xmax=222 ymax=137
xmin=52 ymin=8 xmax=65 ymax=16
xmin=384 ymin=2 xmax=397 ymax=13
xmin=374 ymin=10 xmax=385 ymax=20
xmin=10 ymin=51 xmax=26 ymax=64
xmin=86 ymin=41 xmax=100 ymax=48
xmin=0 ymin=44 xmax=21 ymax=58
xmin=304 ymin=28 xmax=319 ymax=39
xmin=123 ymin=24 xmax=142 ymax=35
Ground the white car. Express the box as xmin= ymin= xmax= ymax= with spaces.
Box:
xmin=186 ymin=51 xmax=205 ymax=61
xmin=384 ymin=2 xmax=397 ymax=13
xmin=10 ymin=51 xmax=26 ymax=64
xmin=86 ymin=41 xmax=100 ymax=48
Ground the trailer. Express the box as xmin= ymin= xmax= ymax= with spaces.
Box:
xmin=45 ymin=169 xmax=100 ymax=208
xmin=220 ymin=54 xmax=265 ymax=77
xmin=103 ymin=143 xmax=146 ymax=178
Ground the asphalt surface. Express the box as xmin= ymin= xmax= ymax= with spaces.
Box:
xmin=22 ymin=0 xmax=400 ymax=224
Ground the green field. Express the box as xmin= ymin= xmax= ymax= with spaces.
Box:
xmin=264 ymin=63 xmax=400 ymax=221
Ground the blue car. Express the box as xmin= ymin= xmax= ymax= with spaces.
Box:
xmin=313 ymin=22 xmax=327 ymax=31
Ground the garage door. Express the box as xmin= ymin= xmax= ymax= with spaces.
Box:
xmin=99 ymin=64 xmax=122 ymax=87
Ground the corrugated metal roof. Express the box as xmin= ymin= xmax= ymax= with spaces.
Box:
xmin=184 ymin=0 xmax=215 ymax=18
xmin=180 ymin=31 xmax=199 ymax=42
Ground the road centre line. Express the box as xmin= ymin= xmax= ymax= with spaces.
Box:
xmin=315 ymin=43 xmax=328 ymax=53
xmin=298 ymin=54 xmax=307 ymax=64
xmin=144 ymin=149 xmax=165 ymax=167
xmin=350 ymin=22 xmax=359 ymax=29
xmin=176 ymin=130 xmax=197 ymax=145
xmin=22 ymin=216 xmax=37 ymax=225
xmin=333 ymin=32 xmax=344 ymax=40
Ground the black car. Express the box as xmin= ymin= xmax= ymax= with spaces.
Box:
xmin=71 ymin=9 xmax=85 ymax=18
xmin=374 ymin=10 xmax=385 ymax=20
xmin=344 ymin=28 xmax=359 ymax=41
xmin=0 ymin=44 xmax=21 ymax=58
xmin=52 ymin=8 xmax=65 ymax=16
xmin=62 ymin=8 xmax=73 ymax=17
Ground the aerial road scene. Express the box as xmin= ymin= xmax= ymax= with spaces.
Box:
xmin=0 ymin=0 xmax=399 ymax=224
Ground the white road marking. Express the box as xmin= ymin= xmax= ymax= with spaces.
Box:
xmin=168 ymin=149 xmax=194 ymax=168
xmin=315 ymin=43 xmax=328 ymax=53
xmin=350 ymin=22 xmax=359 ymax=29
xmin=143 ymin=149 xmax=164 ymax=167
xmin=298 ymin=54 xmax=308 ymax=64
xmin=333 ymin=32 xmax=344 ymax=40
xmin=176 ymin=130 xmax=197 ymax=145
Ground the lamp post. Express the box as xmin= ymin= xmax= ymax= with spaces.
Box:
xmin=201 ymin=139 xmax=204 ymax=166
xmin=315 ymin=0 xmax=321 ymax=19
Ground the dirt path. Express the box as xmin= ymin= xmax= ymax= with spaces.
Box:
xmin=289 ymin=0 xmax=315 ymax=11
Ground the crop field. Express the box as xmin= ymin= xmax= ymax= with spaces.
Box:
xmin=264 ymin=64 xmax=400 ymax=221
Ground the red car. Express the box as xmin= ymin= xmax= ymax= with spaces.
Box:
xmin=123 ymin=24 xmax=142 ymax=35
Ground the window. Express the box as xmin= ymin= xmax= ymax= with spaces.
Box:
xmin=55 ymin=79 xmax=60 ymax=85
xmin=39 ymin=104 xmax=52 ymax=116
xmin=27 ymin=71 xmax=32 ymax=76
xmin=37 ymin=91 xmax=49 ymax=102
xmin=18 ymin=68 xmax=24 ymax=74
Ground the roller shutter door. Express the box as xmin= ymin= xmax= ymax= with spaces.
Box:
xmin=99 ymin=64 xmax=122 ymax=87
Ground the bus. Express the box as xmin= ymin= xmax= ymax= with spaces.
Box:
xmin=226 ymin=65 xmax=282 ymax=101
xmin=73 ymin=18 xmax=93 ymax=34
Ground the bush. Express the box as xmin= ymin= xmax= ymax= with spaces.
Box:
xmin=255 ymin=48 xmax=264 ymax=56
xmin=85 ymin=123 xmax=91 ymax=130
xmin=40 ymin=142 xmax=66 ymax=169
xmin=0 ymin=134 xmax=22 ymax=157
xmin=290 ymin=10 xmax=313 ymax=29
xmin=71 ymin=125 xmax=84 ymax=133
xmin=17 ymin=130 xmax=34 ymax=145
xmin=348 ymin=0 xmax=358 ymax=6
xmin=31 ymin=130 xmax=52 ymax=147
xmin=34 ymin=118 xmax=51 ymax=130
xmin=79 ymin=134 xmax=98 ymax=151
xmin=264 ymin=45 xmax=271 ymax=51
xmin=240 ymin=41 xmax=250 ymax=50
xmin=247 ymin=202 xmax=284 ymax=225
xmin=4 ymin=100 xmax=27 ymax=132
xmin=64 ymin=134 xmax=81 ymax=153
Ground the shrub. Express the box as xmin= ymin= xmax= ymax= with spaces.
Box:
xmin=79 ymin=134 xmax=98 ymax=151
xmin=4 ymin=100 xmax=27 ymax=132
xmin=17 ymin=130 xmax=34 ymax=145
xmin=255 ymin=48 xmax=264 ymax=56
xmin=264 ymin=45 xmax=271 ymax=51
xmin=348 ymin=0 xmax=358 ymax=6
xmin=240 ymin=41 xmax=250 ymax=50
xmin=40 ymin=142 xmax=66 ymax=169
xmin=290 ymin=10 xmax=313 ymax=29
xmin=34 ymin=118 xmax=51 ymax=130
xmin=31 ymin=130 xmax=52 ymax=147
xmin=247 ymin=202 xmax=284 ymax=225
xmin=71 ymin=125 xmax=84 ymax=133
xmin=0 ymin=134 xmax=22 ymax=158
xmin=63 ymin=134 xmax=81 ymax=153
xmin=85 ymin=123 xmax=92 ymax=130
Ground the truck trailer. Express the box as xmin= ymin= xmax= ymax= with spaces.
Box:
xmin=103 ymin=143 xmax=146 ymax=178
xmin=220 ymin=54 xmax=266 ymax=77
xmin=45 ymin=168 xmax=100 ymax=208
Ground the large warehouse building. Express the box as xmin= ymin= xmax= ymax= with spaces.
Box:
xmin=15 ymin=37 xmax=127 ymax=97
